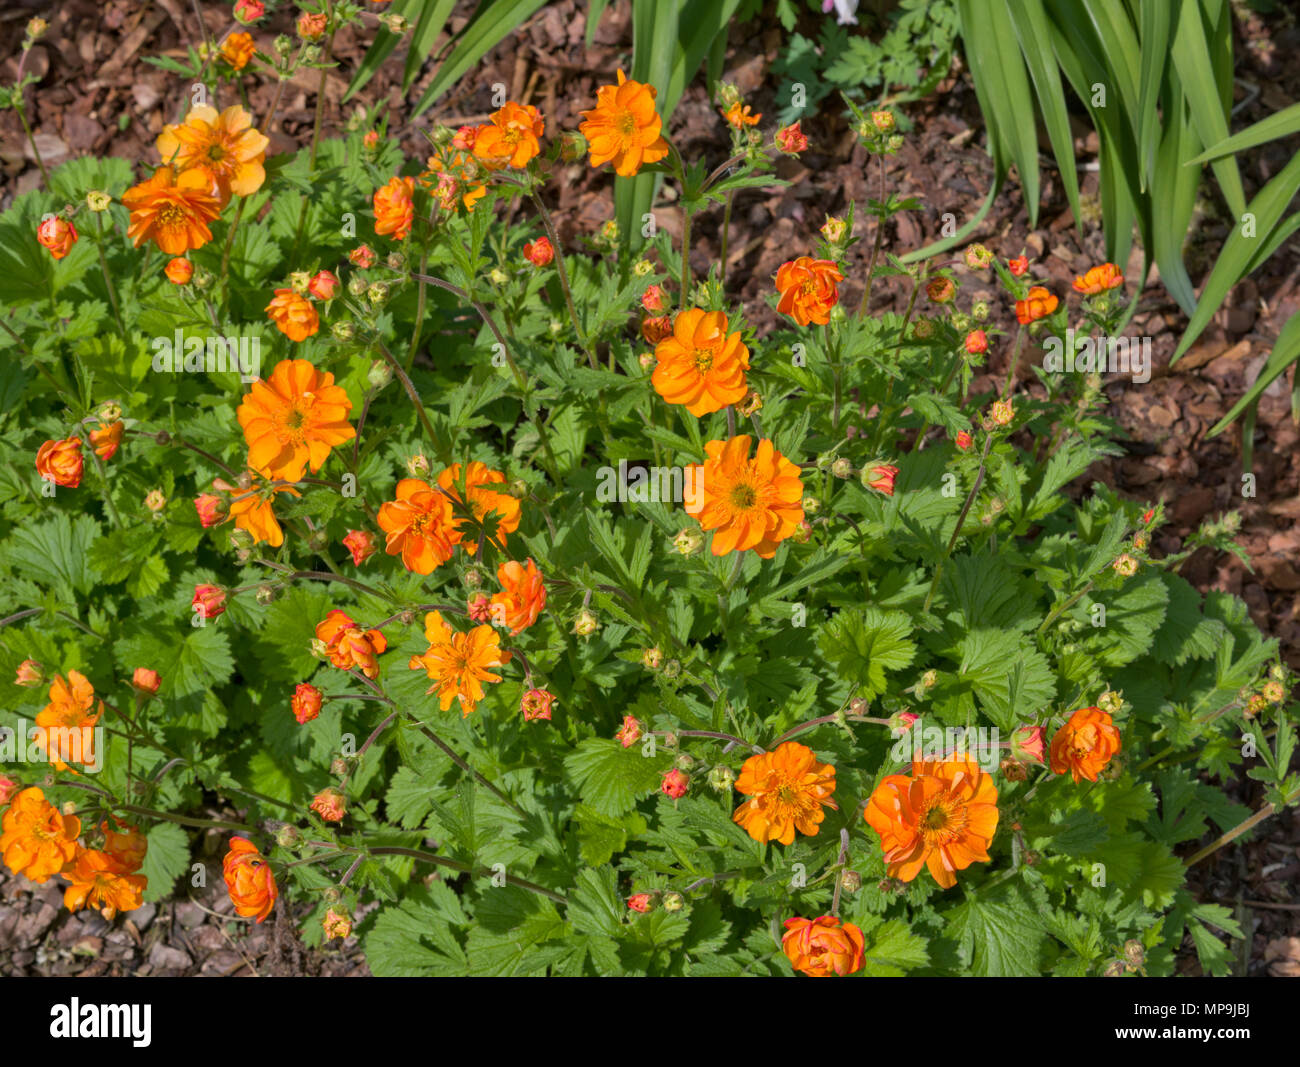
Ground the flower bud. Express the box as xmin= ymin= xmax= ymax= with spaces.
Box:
xmin=801 ymin=494 xmax=821 ymax=515
xmin=572 ymin=608 xmax=599 ymax=637
xmin=707 ymin=765 xmax=735 ymax=793
xmin=642 ymin=647 xmax=663 ymax=670
xmin=661 ymin=659 xmax=681 ymax=679
xmin=329 ymin=757 xmax=349 ymax=778
xmin=831 ymin=458 xmax=852 ymax=479
xmin=406 ymin=453 xmax=430 ymax=476
xmin=347 ymin=275 xmax=368 ymax=297
xmin=276 ymin=825 xmax=300 ymax=849
xmin=86 ymin=190 xmax=112 ymax=213
xmin=367 ymin=282 xmax=389 ymax=306
xmin=1000 ymin=758 xmax=1028 ymax=782
xmin=15 ymin=660 xmax=45 ymax=687
xmin=661 ymin=891 xmax=684 ymax=912
xmin=366 ymin=359 xmax=391 ymax=389
xmin=839 ymin=870 xmax=861 ymax=893
xmin=673 ymin=528 xmax=704 ymax=556
xmin=674 ymin=753 xmax=695 ymax=772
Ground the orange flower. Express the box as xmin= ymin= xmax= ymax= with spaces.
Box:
xmin=684 ymin=435 xmax=804 ymax=558
xmin=265 ymin=288 xmax=319 ymax=341
xmin=523 ymin=237 xmax=553 ymax=267
xmin=89 ymin=420 xmax=122 ymax=460
xmin=215 ymin=473 xmax=301 ymax=547
xmin=520 ymin=687 xmax=555 ymax=722
xmin=34 ymin=670 xmax=103 ymax=772
xmin=36 ymin=436 xmax=84 ymax=488
xmin=308 ymin=269 xmax=339 ymax=300
xmin=651 ymin=308 xmax=750 ymax=417
xmin=376 ymin=478 xmax=458 ymax=574
xmin=1015 ymin=286 xmax=1058 ymax=325
xmin=315 ymin=610 xmax=388 ymax=679
xmin=323 ymin=908 xmax=352 ymax=940
xmin=661 ymin=769 xmax=690 ymax=798
xmin=310 ymin=787 xmax=346 ymax=823
xmin=863 ymin=463 xmax=897 ymax=496
xmin=373 ymin=175 xmax=415 ymax=240
xmin=408 ymin=610 xmax=511 ymax=717
xmin=121 ymin=166 xmax=222 ymax=255
xmin=775 ymin=257 xmax=844 ymax=327
xmin=195 ymin=492 xmax=227 ymax=527
xmin=100 ymin=818 xmax=147 ymax=872
xmin=1007 ymin=254 xmax=1029 ymax=276
xmin=61 ymin=848 xmax=147 ymax=920
xmin=775 ymin=121 xmax=808 ymax=154
xmin=782 ymin=916 xmax=865 ymax=978
xmin=132 ymin=668 xmax=162 ymax=695
xmin=641 ymin=315 xmax=672 ymax=344
xmin=421 ymin=151 xmax=486 ymax=212
xmin=1072 ymin=262 xmax=1124 ymax=295
xmin=732 ymin=741 xmax=837 ymax=845
xmin=472 ymin=101 xmax=544 ymax=170
xmin=222 ymin=836 xmax=277 ymax=923
xmin=343 ymin=529 xmax=377 ymax=565
xmin=292 ymin=682 xmax=323 ymax=724
xmin=490 ymin=558 xmax=546 ymax=635
xmin=437 ymin=461 xmax=521 ymax=552
xmin=165 ymin=257 xmax=193 ymax=284
xmin=615 ymin=715 xmax=642 ymax=748
xmin=0 ymin=787 xmax=80 ymax=883
xmin=1049 ymin=706 xmax=1121 ymax=783
xmin=193 ymin=584 xmax=227 ymax=619
xmin=297 ymin=11 xmax=327 ymax=39
xmin=15 ymin=660 xmax=44 ymax=687
xmin=579 ymin=70 xmax=670 ymax=178
xmin=237 ymin=358 xmax=355 ymax=481
xmin=37 ymin=215 xmax=78 ymax=259
xmin=221 ymin=31 xmax=256 ymax=69
xmin=156 ymin=105 xmax=268 ymax=205
xmin=722 ymin=101 xmax=761 ymax=127
xmin=864 ymin=759 xmax=1000 ymax=889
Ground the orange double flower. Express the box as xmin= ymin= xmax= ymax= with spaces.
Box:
xmin=684 ymin=435 xmax=804 ymax=558
xmin=579 ymin=70 xmax=670 ymax=178
xmin=1049 ymin=706 xmax=1122 ymax=782
xmin=650 ymin=308 xmax=750 ymax=417
xmin=864 ymin=759 xmax=999 ymax=889
xmin=408 ymin=610 xmax=511 ymax=717
xmin=732 ymin=742 xmax=837 ymax=845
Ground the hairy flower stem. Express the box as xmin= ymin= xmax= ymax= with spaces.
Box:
xmin=830 ymin=828 xmax=851 ymax=917
xmin=769 ymin=713 xmax=892 ymax=749
xmin=254 ymin=560 xmax=395 ymax=602
xmin=667 ymin=140 xmax=695 ymax=305
xmin=719 ymin=190 xmax=734 ymax=287
xmin=922 ymin=429 xmax=996 ymax=613
xmin=856 ymin=152 xmax=888 ymax=319
xmin=1001 ymin=325 xmax=1026 ymax=398
xmin=15 ymin=100 xmax=50 ymax=188
xmin=92 ymin=213 xmax=126 ymax=339
xmin=527 ymin=191 xmax=596 ymax=370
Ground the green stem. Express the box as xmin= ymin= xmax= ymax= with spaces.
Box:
xmin=527 ymin=191 xmax=596 ymax=371
xmin=922 ymin=428 xmax=995 ymax=613
xmin=93 ymin=213 xmax=126 ymax=339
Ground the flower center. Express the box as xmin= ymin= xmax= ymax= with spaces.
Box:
xmin=158 ymin=204 xmax=186 ymax=227
xmin=207 ymin=143 xmax=226 ymax=162
xmin=616 ymin=111 xmax=637 ymax=138
xmin=919 ymin=793 xmax=967 ymax=843
xmin=728 ymin=482 xmax=757 ymax=510
xmin=692 ymin=347 xmax=714 ymax=375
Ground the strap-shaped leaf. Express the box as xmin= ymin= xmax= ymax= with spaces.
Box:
xmin=1186 ymin=102 xmax=1300 ymax=165
xmin=1005 ymin=0 xmax=1081 ymax=230
xmin=1207 ymin=311 xmax=1300 ymax=437
xmin=410 ymin=0 xmax=549 ymax=117
xmin=1170 ymin=1 xmax=1246 ymax=218
xmin=1149 ymin=76 xmax=1199 ymax=315
xmin=1173 ymin=150 xmax=1300 ymax=362
xmin=1135 ymin=0 xmax=1174 ymax=191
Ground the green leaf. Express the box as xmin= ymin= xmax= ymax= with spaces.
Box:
xmin=564 ymin=738 xmax=670 ymax=817
xmin=818 ymin=607 xmax=916 ymax=698
xmin=946 ymin=885 xmax=1046 ymax=977
xmin=1187 ymin=100 xmax=1300 ymax=164
xmin=1207 ymin=310 xmax=1300 ymax=436
xmin=139 ymin=823 xmax=190 ymax=904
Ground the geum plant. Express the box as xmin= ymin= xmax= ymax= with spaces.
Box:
xmin=0 ymin=10 xmax=1297 ymax=978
